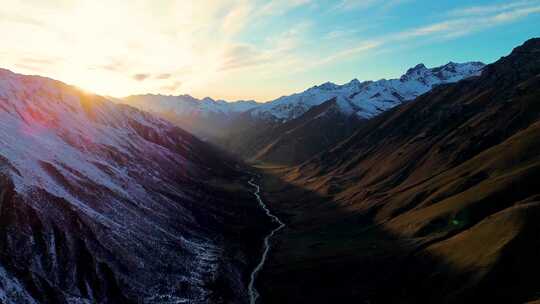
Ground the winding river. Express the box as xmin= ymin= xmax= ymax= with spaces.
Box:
xmin=247 ymin=177 xmax=286 ymax=304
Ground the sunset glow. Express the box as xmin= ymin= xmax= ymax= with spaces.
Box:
xmin=1 ymin=0 xmax=539 ymax=101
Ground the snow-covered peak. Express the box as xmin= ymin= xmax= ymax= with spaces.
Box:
xmin=0 ymin=69 xmax=198 ymax=198
xmin=404 ymin=63 xmax=428 ymax=75
xmin=0 ymin=68 xmax=240 ymax=303
xmin=123 ymin=94 xmax=260 ymax=118
xmin=314 ymin=81 xmax=340 ymax=91
xmin=251 ymin=61 xmax=485 ymax=121
xmin=346 ymin=78 xmax=362 ymax=87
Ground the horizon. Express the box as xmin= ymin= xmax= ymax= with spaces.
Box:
xmin=0 ymin=3 xmax=539 ymax=303
xmin=0 ymin=59 xmax=489 ymax=103
xmin=1 ymin=0 xmax=539 ymax=102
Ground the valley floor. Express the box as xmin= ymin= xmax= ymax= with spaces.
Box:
xmin=254 ymin=166 xmax=540 ymax=304
xmin=254 ymin=166 xmax=412 ymax=304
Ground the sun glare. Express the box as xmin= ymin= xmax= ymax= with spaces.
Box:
xmin=0 ymin=1 xmax=231 ymax=98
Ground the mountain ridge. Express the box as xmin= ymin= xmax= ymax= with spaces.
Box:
xmin=213 ymin=61 xmax=485 ymax=166
xmin=122 ymin=61 xmax=485 ymax=124
xmin=0 ymin=68 xmax=267 ymax=304
xmin=256 ymin=37 xmax=540 ymax=304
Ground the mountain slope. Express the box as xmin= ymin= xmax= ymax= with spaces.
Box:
xmin=0 ymin=69 xmax=266 ymax=304
xmin=258 ymin=38 xmax=540 ymax=303
xmin=246 ymin=98 xmax=362 ymax=165
xmin=219 ymin=61 xmax=484 ymax=166
xmin=121 ymin=62 xmax=484 ymax=167
xmin=122 ymin=94 xmax=259 ymax=142
xmin=250 ymin=61 xmax=485 ymax=122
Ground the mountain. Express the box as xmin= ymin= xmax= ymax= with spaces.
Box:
xmin=122 ymin=94 xmax=259 ymax=142
xmin=230 ymin=98 xmax=362 ymax=166
xmin=0 ymin=69 xmax=267 ymax=303
xmin=250 ymin=61 xmax=485 ymax=122
xmin=257 ymin=38 xmax=540 ymax=303
xmin=120 ymin=62 xmax=483 ymax=166
xmin=123 ymin=94 xmax=259 ymax=117
xmin=219 ymin=61 xmax=485 ymax=165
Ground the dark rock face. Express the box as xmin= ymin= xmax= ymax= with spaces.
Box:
xmin=0 ymin=70 xmax=265 ymax=304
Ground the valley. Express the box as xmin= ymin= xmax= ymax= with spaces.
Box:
xmin=0 ymin=69 xmax=272 ymax=303
xmin=246 ymin=178 xmax=285 ymax=304
xmin=123 ymin=61 xmax=485 ymax=166
xmin=0 ymin=15 xmax=538 ymax=303
xmin=250 ymin=38 xmax=540 ymax=304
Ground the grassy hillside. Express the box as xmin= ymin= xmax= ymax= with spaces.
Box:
xmin=256 ymin=38 xmax=540 ymax=304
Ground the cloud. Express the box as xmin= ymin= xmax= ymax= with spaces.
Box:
xmin=97 ymin=59 xmax=128 ymax=72
xmin=160 ymin=81 xmax=183 ymax=92
xmin=20 ymin=57 xmax=58 ymax=66
xmin=222 ymin=1 xmax=253 ymax=36
xmin=449 ymin=0 xmax=540 ymax=16
xmin=333 ymin=0 xmax=410 ymax=11
xmin=12 ymin=56 xmax=59 ymax=73
xmin=334 ymin=0 xmax=378 ymax=10
xmin=308 ymin=41 xmax=381 ymax=69
xmin=396 ymin=3 xmax=540 ymax=39
xmin=0 ymin=13 xmax=45 ymax=27
xmin=258 ymin=0 xmax=312 ymax=16
xmin=317 ymin=0 xmax=540 ymax=67
xmin=0 ymin=0 xmax=536 ymax=101
xmin=220 ymin=21 xmax=311 ymax=71
xmin=221 ymin=44 xmax=266 ymax=70
xmin=133 ymin=74 xmax=150 ymax=81
xmin=155 ymin=73 xmax=172 ymax=80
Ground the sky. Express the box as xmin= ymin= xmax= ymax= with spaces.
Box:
xmin=1 ymin=0 xmax=539 ymax=102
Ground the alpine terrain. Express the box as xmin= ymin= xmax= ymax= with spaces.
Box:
xmin=0 ymin=68 xmax=269 ymax=304
xmin=0 ymin=5 xmax=538 ymax=302
xmin=256 ymin=38 xmax=540 ymax=304
xmin=124 ymin=62 xmax=485 ymax=166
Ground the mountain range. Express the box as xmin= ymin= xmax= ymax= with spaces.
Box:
xmin=0 ymin=38 xmax=538 ymax=304
xmin=257 ymin=37 xmax=540 ymax=304
xmin=123 ymin=61 xmax=484 ymax=165
xmin=0 ymin=68 xmax=268 ymax=303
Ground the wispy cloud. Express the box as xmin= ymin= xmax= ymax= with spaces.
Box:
xmin=221 ymin=44 xmax=266 ymax=71
xmin=0 ymin=0 xmax=536 ymax=101
xmin=258 ymin=0 xmax=312 ymax=16
xmin=333 ymin=0 xmax=411 ymax=11
xmin=222 ymin=1 xmax=254 ymax=36
xmin=219 ymin=21 xmax=311 ymax=72
xmin=133 ymin=74 xmax=150 ymax=81
xmin=316 ymin=0 xmax=540 ymax=67
xmin=155 ymin=73 xmax=172 ymax=80
xmin=449 ymin=0 xmax=540 ymax=16
xmin=334 ymin=0 xmax=379 ymax=10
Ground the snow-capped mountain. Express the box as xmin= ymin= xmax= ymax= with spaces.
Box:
xmin=121 ymin=94 xmax=261 ymax=142
xmin=119 ymin=62 xmax=484 ymax=145
xmin=123 ymin=94 xmax=259 ymax=118
xmin=0 ymin=68 xmax=262 ymax=303
xmin=250 ymin=61 xmax=485 ymax=121
xmin=215 ymin=61 xmax=485 ymax=166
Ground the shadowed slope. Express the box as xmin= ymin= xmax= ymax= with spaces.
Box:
xmin=0 ymin=69 xmax=268 ymax=304
xmin=259 ymin=38 xmax=540 ymax=303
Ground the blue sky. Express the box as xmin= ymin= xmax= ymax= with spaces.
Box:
xmin=1 ymin=0 xmax=539 ymax=101
xmin=229 ymin=0 xmax=540 ymax=100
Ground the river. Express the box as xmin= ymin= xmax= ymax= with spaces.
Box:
xmin=247 ymin=177 xmax=286 ymax=304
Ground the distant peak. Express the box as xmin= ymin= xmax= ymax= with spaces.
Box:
xmin=0 ymin=68 xmax=14 ymax=75
xmin=315 ymin=81 xmax=339 ymax=90
xmin=347 ymin=78 xmax=361 ymax=86
xmin=201 ymin=97 xmax=216 ymax=103
xmin=406 ymin=63 xmax=427 ymax=74
xmin=515 ymin=37 xmax=540 ymax=52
